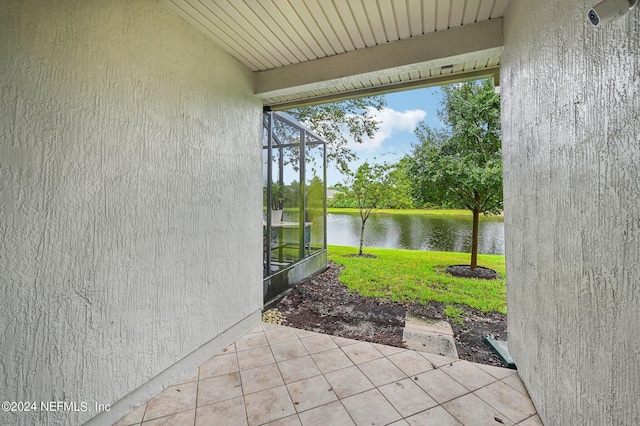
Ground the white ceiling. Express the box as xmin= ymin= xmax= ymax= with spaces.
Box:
xmin=159 ymin=0 xmax=510 ymax=107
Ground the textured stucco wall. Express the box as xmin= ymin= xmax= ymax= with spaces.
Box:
xmin=0 ymin=0 xmax=263 ymax=424
xmin=502 ymin=2 xmax=640 ymax=425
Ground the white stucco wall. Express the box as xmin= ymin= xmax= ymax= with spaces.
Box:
xmin=502 ymin=2 xmax=640 ymax=425
xmin=0 ymin=0 xmax=263 ymax=424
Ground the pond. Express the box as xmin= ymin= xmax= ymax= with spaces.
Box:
xmin=327 ymin=211 xmax=505 ymax=255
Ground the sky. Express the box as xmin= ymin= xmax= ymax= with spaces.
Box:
xmin=326 ymin=86 xmax=445 ymax=186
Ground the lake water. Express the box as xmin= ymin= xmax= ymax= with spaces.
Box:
xmin=327 ymin=212 xmax=505 ymax=255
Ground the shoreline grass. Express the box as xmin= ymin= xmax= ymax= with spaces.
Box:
xmin=328 ymin=244 xmax=506 ymax=314
xmin=327 ymin=207 xmax=504 ymax=218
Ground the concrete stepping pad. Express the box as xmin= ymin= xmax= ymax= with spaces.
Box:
xmin=402 ymin=314 xmax=459 ymax=358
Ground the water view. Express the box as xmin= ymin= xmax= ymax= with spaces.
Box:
xmin=327 ymin=211 xmax=505 ymax=255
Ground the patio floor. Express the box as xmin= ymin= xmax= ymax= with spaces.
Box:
xmin=114 ymin=322 xmax=542 ymax=426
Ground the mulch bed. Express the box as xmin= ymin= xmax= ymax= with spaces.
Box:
xmin=273 ymin=261 xmax=508 ymax=367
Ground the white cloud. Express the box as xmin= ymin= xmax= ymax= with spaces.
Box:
xmin=347 ymin=107 xmax=427 ymax=152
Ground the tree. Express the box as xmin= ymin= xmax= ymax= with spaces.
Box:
xmin=408 ymin=79 xmax=502 ymax=270
xmin=345 ymin=162 xmax=394 ymax=256
xmin=287 ymin=96 xmax=387 ymax=174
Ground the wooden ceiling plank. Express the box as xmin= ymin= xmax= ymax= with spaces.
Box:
xmin=463 ymin=60 xmax=477 ymax=71
xmin=164 ymin=0 xmax=273 ymax=69
xmin=216 ymin=0 xmax=292 ymax=66
xmin=393 ymin=0 xmax=411 ymax=39
xmin=304 ymin=0 xmax=345 ymax=54
xmin=347 ymin=0 xmax=377 ymax=47
xmin=422 ymin=0 xmax=437 ymax=33
xmin=476 ymin=0 xmax=495 ymax=21
xmin=272 ymin=0 xmax=325 ymax=58
xmin=315 ymin=1 xmax=356 ymax=52
xmin=462 ymin=0 xmax=482 ymax=24
xmin=377 ymin=0 xmax=398 ymax=42
xmin=333 ymin=1 xmax=367 ymax=49
xmin=491 ymin=0 xmax=510 ymax=18
xmin=407 ymin=0 xmax=424 ymax=36
xmin=244 ymin=0 xmax=313 ymax=62
xmin=449 ymin=0 xmax=465 ymax=28
xmin=362 ymin=0 xmax=389 ymax=44
xmin=436 ymin=0 xmax=451 ymax=31
xmin=286 ymin=1 xmax=335 ymax=56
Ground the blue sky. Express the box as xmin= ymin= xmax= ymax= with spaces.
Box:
xmin=326 ymin=86 xmax=445 ymax=186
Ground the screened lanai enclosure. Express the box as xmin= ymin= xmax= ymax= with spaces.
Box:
xmin=263 ymin=111 xmax=327 ymax=303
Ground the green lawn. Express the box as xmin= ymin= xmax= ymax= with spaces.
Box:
xmin=327 ymin=245 xmax=507 ymax=314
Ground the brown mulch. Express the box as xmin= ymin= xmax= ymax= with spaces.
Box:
xmin=272 ymin=261 xmax=508 ymax=367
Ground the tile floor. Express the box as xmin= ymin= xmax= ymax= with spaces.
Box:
xmin=114 ymin=322 xmax=542 ymax=426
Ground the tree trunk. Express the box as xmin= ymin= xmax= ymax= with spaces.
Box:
xmin=471 ymin=193 xmax=480 ymax=269
xmin=359 ymin=218 xmax=367 ymax=255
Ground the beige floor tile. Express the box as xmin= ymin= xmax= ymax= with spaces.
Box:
xmin=199 ymin=352 xmax=238 ymax=380
xmin=237 ymin=346 xmax=276 ymax=370
xmin=195 ymin=396 xmax=247 ymax=426
xmin=248 ymin=324 xmax=264 ymax=334
xmin=114 ymin=403 xmax=147 ymax=426
xmin=341 ymin=389 xmax=402 ymax=426
xmin=330 ymin=335 xmax=359 ymax=347
xmin=244 ymin=385 xmax=296 ymax=426
xmin=442 ymin=393 xmax=514 ymax=426
xmin=378 ymin=378 xmax=438 ymax=417
xmin=240 ymin=363 xmax=285 ymax=395
xmin=298 ymin=401 xmax=355 ymax=426
xmin=419 ymin=352 xmax=459 ymax=368
xmin=405 ymin=406 xmax=462 ymax=426
xmin=286 ymin=375 xmax=338 ymax=413
xmin=342 ymin=341 xmax=384 ymax=365
xmin=474 ymin=381 xmax=537 ymax=423
xmin=261 ymin=322 xmax=284 ymax=331
xmin=120 ymin=326 xmax=539 ymax=426
xmin=310 ymin=348 xmax=354 ymax=373
xmin=221 ymin=343 xmax=236 ymax=353
xmin=388 ymin=421 xmax=410 ymax=426
xmin=271 ymin=339 xmax=309 ymax=362
xmin=324 ymin=366 xmax=374 ymax=399
xmin=143 ymin=382 xmax=197 ymax=421
xmin=439 ymin=360 xmax=497 ymax=391
xmin=518 ymin=414 xmax=544 ymax=425
xmin=175 ymin=368 xmax=199 ymax=385
xmin=197 ymin=372 xmax=243 ymax=407
xmin=413 ymin=369 xmax=469 ymax=404
xmin=236 ymin=331 xmax=268 ymax=352
xmin=293 ymin=328 xmax=317 ymax=339
xmin=300 ymin=334 xmax=339 ymax=354
xmin=278 ymin=356 xmax=322 ymax=384
xmin=388 ymin=350 xmax=436 ymax=377
xmin=475 ymin=363 xmax=517 ymax=380
xmin=501 ymin=373 xmax=530 ymax=396
xmin=265 ymin=414 xmax=302 ymax=426
xmin=142 ymin=409 xmax=195 ymax=426
xmin=372 ymin=343 xmax=406 ymax=357
xmin=358 ymin=357 xmax=407 ymax=387
xmin=265 ymin=327 xmax=300 ymax=345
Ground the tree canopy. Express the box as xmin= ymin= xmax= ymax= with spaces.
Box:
xmin=406 ymin=79 xmax=502 ymax=269
xmin=287 ymin=96 xmax=387 ymax=174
